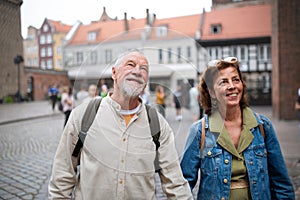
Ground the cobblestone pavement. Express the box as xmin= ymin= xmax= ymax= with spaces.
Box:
xmin=0 ymin=101 xmax=299 ymax=199
xmin=0 ymin=115 xmax=63 ymax=200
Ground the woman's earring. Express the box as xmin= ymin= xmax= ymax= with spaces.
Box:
xmin=211 ymin=98 xmax=218 ymax=109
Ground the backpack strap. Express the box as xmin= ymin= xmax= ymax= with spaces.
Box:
xmin=71 ymin=100 xmax=161 ymax=172
xmin=255 ymin=113 xmax=266 ymax=140
xmin=72 ymin=97 xmax=102 ymax=157
xmin=145 ymin=104 xmax=161 ymax=172
xmin=200 ymin=116 xmax=206 ymax=152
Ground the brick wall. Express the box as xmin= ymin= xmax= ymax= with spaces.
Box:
xmin=272 ymin=0 xmax=300 ymax=120
xmin=0 ymin=0 xmax=24 ymax=100
xmin=25 ymin=68 xmax=71 ymax=101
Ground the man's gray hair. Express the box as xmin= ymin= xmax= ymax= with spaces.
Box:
xmin=113 ymin=49 xmax=145 ymax=69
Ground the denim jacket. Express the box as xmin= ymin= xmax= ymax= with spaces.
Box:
xmin=180 ymin=107 xmax=295 ymax=200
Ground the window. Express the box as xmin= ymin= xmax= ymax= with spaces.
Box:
xmin=47 ymin=59 xmax=53 ymax=69
xmin=47 ymin=47 xmax=52 ymax=56
xmin=40 ymin=35 xmax=46 ymax=44
xmin=105 ymin=49 xmax=112 ymax=64
xmin=43 ymin=24 xmax=48 ymax=32
xmin=76 ymin=52 xmax=84 ymax=64
xmin=168 ymin=48 xmax=172 ymax=63
xmin=88 ymin=32 xmax=97 ymax=41
xmin=47 ymin=34 xmax=52 ymax=43
xmin=26 ymin=47 xmax=31 ymax=54
xmin=208 ymin=47 xmax=223 ymax=60
xmin=156 ymin=26 xmax=168 ymax=37
xmin=257 ymin=44 xmax=271 ymax=61
xmin=57 ymin=46 xmax=61 ymax=55
xmin=177 ymin=47 xmax=182 ymax=63
xmin=57 ymin=59 xmax=62 ymax=68
xmin=187 ymin=46 xmax=191 ymax=61
xmin=158 ymin=49 xmax=163 ymax=63
xmin=27 ymin=58 xmax=31 ymax=66
xmin=230 ymin=45 xmax=248 ymax=61
xmin=33 ymin=46 xmax=38 ymax=53
xmin=41 ymin=60 xmax=46 ymax=69
xmin=210 ymin=24 xmax=222 ymax=34
xmin=90 ymin=51 xmax=97 ymax=64
xmin=33 ymin=58 xmax=38 ymax=66
xmin=41 ymin=47 xmax=46 ymax=57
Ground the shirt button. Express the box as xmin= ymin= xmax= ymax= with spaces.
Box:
xmin=207 ymin=151 xmax=212 ymax=156
xmin=121 ymin=159 xmax=124 ymax=163
xmin=224 ymin=159 xmax=229 ymax=164
xmin=119 ymin=179 xmax=123 ymax=184
xmin=123 ymin=138 xmax=126 ymax=142
xmin=221 ymin=197 xmax=225 ymax=200
xmin=223 ymin=179 xmax=228 ymax=184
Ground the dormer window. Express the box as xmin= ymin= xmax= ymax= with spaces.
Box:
xmin=156 ymin=25 xmax=168 ymax=37
xmin=43 ymin=24 xmax=48 ymax=32
xmin=88 ymin=31 xmax=97 ymax=41
xmin=210 ymin=24 xmax=222 ymax=34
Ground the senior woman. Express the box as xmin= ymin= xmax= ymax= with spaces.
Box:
xmin=180 ymin=57 xmax=295 ymax=200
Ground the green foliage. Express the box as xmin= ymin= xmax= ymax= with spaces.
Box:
xmin=3 ymin=96 xmax=14 ymax=103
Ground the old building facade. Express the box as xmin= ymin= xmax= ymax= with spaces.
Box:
xmin=0 ymin=0 xmax=24 ymax=101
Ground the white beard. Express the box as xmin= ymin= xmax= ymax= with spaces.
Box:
xmin=120 ymin=76 xmax=145 ymax=97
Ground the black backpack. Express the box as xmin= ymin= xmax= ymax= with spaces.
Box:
xmin=71 ymin=97 xmax=161 ymax=172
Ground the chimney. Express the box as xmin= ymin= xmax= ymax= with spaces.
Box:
xmin=124 ymin=12 xmax=129 ymax=32
xmin=146 ymin=8 xmax=150 ymax=26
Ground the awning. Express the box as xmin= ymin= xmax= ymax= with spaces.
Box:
xmin=68 ymin=63 xmax=198 ymax=80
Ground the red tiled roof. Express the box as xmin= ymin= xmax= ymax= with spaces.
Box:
xmin=69 ymin=18 xmax=147 ymax=45
xmin=150 ymin=14 xmax=201 ymax=40
xmin=49 ymin=20 xmax=72 ymax=33
xmin=201 ymin=4 xmax=271 ymax=40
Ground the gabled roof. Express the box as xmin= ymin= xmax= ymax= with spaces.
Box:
xmin=68 ymin=18 xmax=147 ymax=45
xmin=48 ymin=20 xmax=72 ymax=33
xmin=201 ymin=4 xmax=271 ymax=40
xmin=150 ymin=14 xmax=201 ymax=40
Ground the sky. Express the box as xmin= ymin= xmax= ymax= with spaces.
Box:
xmin=21 ymin=0 xmax=212 ymax=38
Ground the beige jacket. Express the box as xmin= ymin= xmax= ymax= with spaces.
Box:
xmin=49 ymin=96 xmax=193 ymax=199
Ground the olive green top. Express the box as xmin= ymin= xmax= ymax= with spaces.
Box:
xmin=209 ymin=107 xmax=258 ymax=200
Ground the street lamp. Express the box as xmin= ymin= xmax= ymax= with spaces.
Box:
xmin=14 ymin=55 xmax=24 ymax=102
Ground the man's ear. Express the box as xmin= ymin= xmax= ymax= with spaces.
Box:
xmin=111 ymin=66 xmax=117 ymax=80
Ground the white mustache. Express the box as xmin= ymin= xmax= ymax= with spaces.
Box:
xmin=125 ymin=75 xmax=145 ymax=85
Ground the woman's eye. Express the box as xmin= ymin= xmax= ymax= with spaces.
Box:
xmin=233 ymin=78 xmax=240 ymax=83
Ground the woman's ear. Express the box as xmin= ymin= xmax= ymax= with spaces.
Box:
xmin=208 ymin=88 xmax=216 ymax=98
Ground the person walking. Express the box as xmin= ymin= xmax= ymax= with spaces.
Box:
xmin=49 ymin=50 xmax=193 ymax=199
xmin=155 ymin=85 xmax=166 ymax=117
xmin=61 ymin=86 xmax=74 ymax=127
xmin=189 ymin=82 xmax=200 ymax=122
xmin=172 ymin=85 xmax=183 ymax=121
xmin=83 ymin=84 xmax=98 ymax=103
xmin=48 ymin=83 xmax=59 ymax=111
xmin=180 ymin=57 xmax=295 ymax=199
xmin=76 ymin=84 xmax=89 ymax=106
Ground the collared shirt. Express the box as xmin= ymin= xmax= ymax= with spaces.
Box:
xmin=181 ymin=107 xmax=295 ymax=200
xmin=49 ymin=95 xmax=192 ymax=200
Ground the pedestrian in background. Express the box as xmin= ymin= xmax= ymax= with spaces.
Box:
xmin=155 ymin=85 xmax=166 ymax=117
xmin=48 ymin=83 xmax=59 ymax=111
xmin=49 ymin=50 xmax=193 ymax=199
xmin=172 ymin=84 xmax=183 ymax=121
xmin=76 ymin=84 xmax=89 ymax=106
xmin=189 ymin=82 xmax=200 ymax=122
xmin=181 ymin=57 xmax=295 ymax=199
xmin=83 ymin=84 xmax=98 ymax=103
xmin=61 ymin=86 xmax=74 ymax=127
